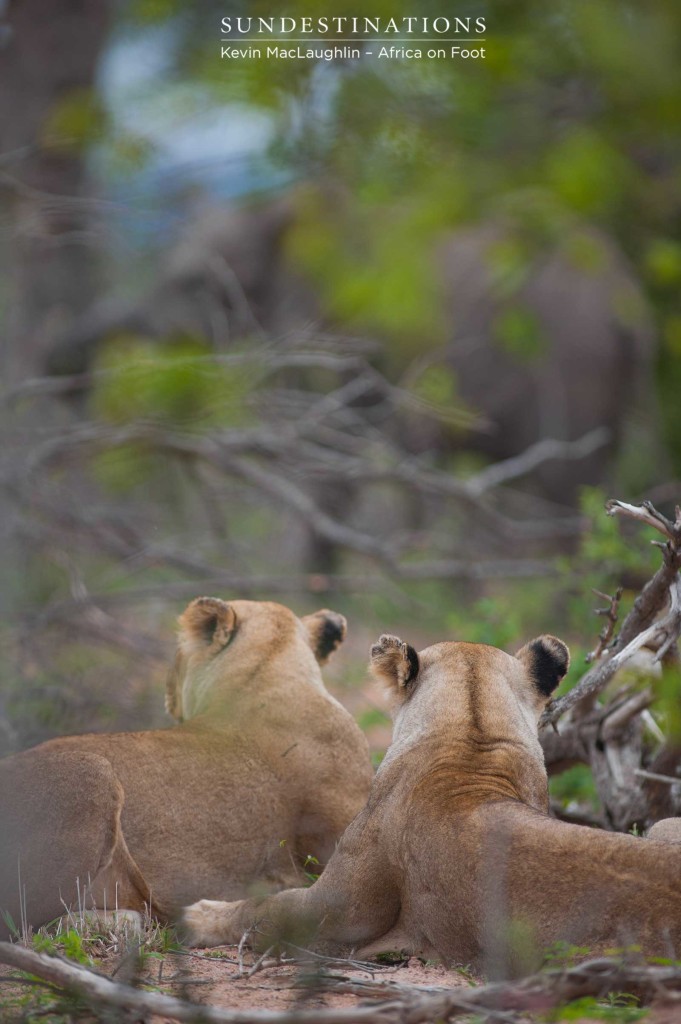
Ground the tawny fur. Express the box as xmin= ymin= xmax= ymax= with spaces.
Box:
xmin=183 ymin=633 xmax=681 ymax=976
xmin=0 ymin=600 xmax=372 ymax=938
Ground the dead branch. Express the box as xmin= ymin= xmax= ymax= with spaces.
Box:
xmin=601 ymin=689 xmax=654 ymax=742
xmin=311 ymin=956 xmax=681 ymax=1019
xmin=467 ymin=428 xmax=611 ymax=496
xmin=0 ymin=940 xmax=391 ymax=1024
xmin=606 ymin=499 xmax=681 ymax=542
xmin=538 ymin=499 xmax=681 ymax=830
xmin=544 ymin=686 xmax=656 ymax=831
xmin=3 ymin=942 xmax=681 ymax=1024
xmin=608 ymin=501 xmax=681 ymax=651
xmin=586 ymin=587 xmax=623 ymax=664
xmin=635 ymin=768 xmax=681 ymax=786
xmin=542 ymin=574 xmax=681 ymax=729
xmin=541 ymin=499 xmax=681 ymax=729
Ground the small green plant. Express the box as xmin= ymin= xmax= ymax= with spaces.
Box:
xmin=303 ymin=853 xmax=320 ymax=884
xmin=547 ymin=993 xmax=647 ymax=1022
xmin=453 ymin=962 xmax=478 ymax=982
xmin=543 ymin=940 xmax=593 ymax=969
xmin=374 ymin=949 xmax=409 ymax=965
xmin=1 ymin=908 xmax=20 ymax=939
xmin=32 ymin=927 xmax=93 ymax=965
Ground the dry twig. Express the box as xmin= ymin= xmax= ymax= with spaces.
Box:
xmin=3 ymin=942 xmax=681 ymax=1024
xmin=541 ymin=499 xmax=681 ymax=729
xmin=585 ymin=587 xmax=623 ymax=664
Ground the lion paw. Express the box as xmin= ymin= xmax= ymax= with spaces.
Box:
xmin=180 ymin=899 xmax=244 ymax=948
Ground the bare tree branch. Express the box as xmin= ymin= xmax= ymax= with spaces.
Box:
xmin=467 ymin=428 xmax=611 ymax=496
xmin=541 ymin=575 xmax=681 ymax=729
xmin=541 ymin=499 xmax=681 ymax=729
xmin=586 ymin=587 xmax=623 ymax=664
xmin=2 ymin=942 xmax=681 ymax=1024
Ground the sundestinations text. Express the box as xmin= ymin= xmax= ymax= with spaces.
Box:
xmin=220 ymin=16 xmax=486 ymax=35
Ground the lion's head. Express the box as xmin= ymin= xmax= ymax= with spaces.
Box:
xmin=166 ymin=598 xmax=347 ymax=722
xmin=369 ymin=632 xmax=569 ymax=811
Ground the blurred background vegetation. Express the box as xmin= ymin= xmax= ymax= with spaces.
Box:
xmin=0 ymin=0 xmax=680 ymax=816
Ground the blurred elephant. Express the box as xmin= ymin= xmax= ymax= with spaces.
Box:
xmin=46 ymin=196 xmax=656 ymax=508
xmin=435 ymin=222 xmax=655 ymax=501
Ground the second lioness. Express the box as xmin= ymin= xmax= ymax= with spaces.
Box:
xmin=0 ymin=599 xmax=372 ymax=937
xmin=184 ymin=632 xmax=681 ymax=974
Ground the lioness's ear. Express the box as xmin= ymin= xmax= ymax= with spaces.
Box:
xmin=178 ymin=597 xmax=237 ymax=655
xmin=302 ymin=609 xmax=347 ymax=665
xmin=516 ymin=635 xmax=570 ymax=698
xmin=370 ymin=634 xmax=419 ymax=696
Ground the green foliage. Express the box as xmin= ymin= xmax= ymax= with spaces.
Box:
xmin=545 ymin=128 xmax=632 ymax=218
xmin=43 ymin=88 xmax=109 ymax=152
xmin=548 ymin=994 xmax=646 ymax=1022
xmin=357 ymin=706 xmax=391 ymax=731
xmin=575 ymin=489 xmax=656 ymax=579
xmin=303 ymin=852 xmax=321 ymax=884
xmin=1 ymin=908 xmax=19 ymax=938
xmin=443 ymin=582 xmax=562 ymax=652
xmin=543 ymin=941 xmax=593 ymax=969
xmin=93 ymin=442 xmax=156 ymax=494
xmin=549 ymin=764 xmax=599 ymax=812
xmin=111 ymin=0 xmax=681 ymax=464
xmin=32 ymin=928 xmax=93 ymax=966
xmin=374 ymin=949 xmax=409 ymax=964
xmin=492 ymin=305 xmax=547 ymax=363
xmin=654 ymin=666 xmax=681 ymax=743
xmin=557 ymin=488 xmax=657 ymax=648
xmin=128 ymin=0 xmax=185 ymax=21
xmin=411 ymin=364 xmax=459 ymax=410
xmin=1 ymin=987 xmax=86 ymax=1024
xmin=286 ymin=196 xmax=447 ymax=352
xmin=486 ymin=237 xmax=533 ymax=298
xmin=645 ymin=239 xmax=681 ymax=290
xmin=92 ymin=336 xmax=254 ymax=429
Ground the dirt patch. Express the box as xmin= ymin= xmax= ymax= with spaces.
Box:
xmin=141 ymin=946 xmax=476 ymax=1015
xmin=0 ymin=944 xmax=477 ymax=1021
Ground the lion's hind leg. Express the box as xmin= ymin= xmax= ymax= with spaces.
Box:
xmin=0 ymin=750 xmax=155 ymax=938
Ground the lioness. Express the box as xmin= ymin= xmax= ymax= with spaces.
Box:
xmin=183 ymin=633 xmax=681 ymax=975
xmin=0 ymin=598 xmax=372 ymax=938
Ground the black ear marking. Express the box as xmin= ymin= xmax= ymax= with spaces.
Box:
xmin=405 ymin=644 xmax=420 ymax=683
xmin=302 ymin=609 xmax=347 ymax=665
xmin=517 ymin=635 xmax=570 ymax=698
xmin=199 ymin=612 xmax=219 ymax=644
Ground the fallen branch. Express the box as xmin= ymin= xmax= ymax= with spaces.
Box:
xmin=0 ymin=941 xmax=392 ymax=1024
xmin=313 ymin=957 xmax=681 ymax=1019
xmin=3 ymin=942 xmax=681 ymax=1024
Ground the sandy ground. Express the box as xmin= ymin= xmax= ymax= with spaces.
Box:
xmin=0 ymin=944 xmax=476 ymax=1020
xmin=142 ymin=946 xmax=475 ymax=1015
xmin=2 ymin=942 xmax=680 ymax=1022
